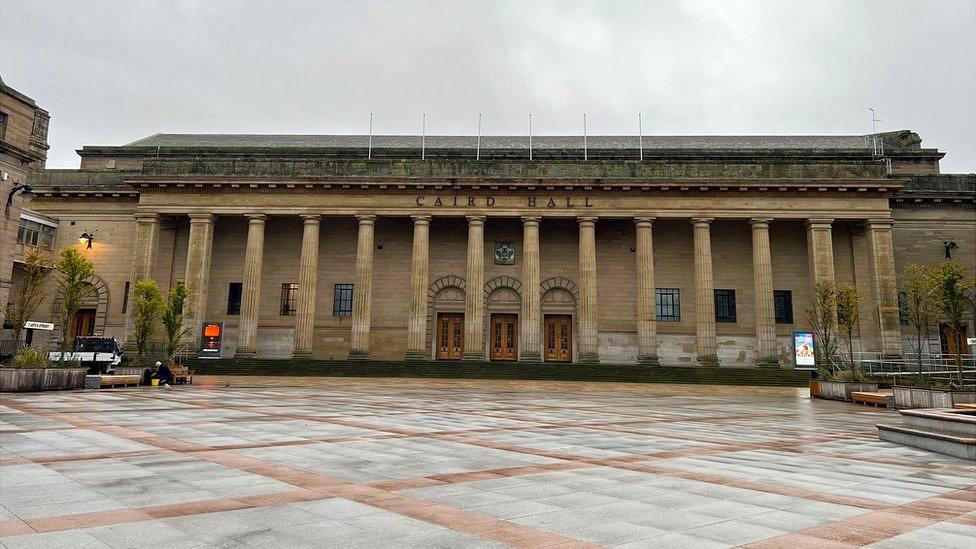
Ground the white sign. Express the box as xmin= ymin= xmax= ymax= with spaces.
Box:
xmin=24 ymin=321 xmax=54 ymax=331
xmin=967 ymin=337 xmax=976 ymax=346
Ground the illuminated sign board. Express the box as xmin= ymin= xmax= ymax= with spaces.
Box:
xmin=793 ymin=332 xmax=816 ymax=368
xmin=199 ymin=322 xmax=223 ymax=358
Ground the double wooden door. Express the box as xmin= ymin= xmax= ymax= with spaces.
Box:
xmin=545 ymin=315 xmax=573 ymax=362
xmin=490 ymin=314 xmax=518 ymax=361
xmin=436 ymin=313 xmax=464 ymax=360
xmin=70 ymin=309 xmax=96 ymax=340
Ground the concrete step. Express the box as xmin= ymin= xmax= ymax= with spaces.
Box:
xmin=877 ymin=408 xmax=976 ymax=460
xmin=902 ymin=409 xmax=976 ymax=437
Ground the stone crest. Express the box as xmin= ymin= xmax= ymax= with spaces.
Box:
xmin=494 ymin=242 xmax=516 ymax=265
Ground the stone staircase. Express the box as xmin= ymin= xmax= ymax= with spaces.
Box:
xmin=184 ymin=358 xmax=811 ymax=386
xmin=877 ymin=408 xmax=976 ymax=460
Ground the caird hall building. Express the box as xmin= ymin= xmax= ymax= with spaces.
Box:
xmin=10 ymin=130 xmax=976 ymax=367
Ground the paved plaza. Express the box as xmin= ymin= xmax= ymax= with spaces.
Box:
xmin=0 ymin=377 xmax=974 ymax=548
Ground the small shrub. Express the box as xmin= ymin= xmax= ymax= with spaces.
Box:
xmin=8 ymin=347 xmax=53 ymax=369
xmin=830 ymin=369 xmax=867 ymax=383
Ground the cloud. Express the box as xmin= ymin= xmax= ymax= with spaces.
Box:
xmin=1 ymin=0 xmax=973 ymax=171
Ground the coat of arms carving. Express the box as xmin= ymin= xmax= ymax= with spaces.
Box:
xmin=494 ymin=242 xmax=516 ymax=265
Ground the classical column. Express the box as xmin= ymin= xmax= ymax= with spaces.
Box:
xmin=692 ymin=218 xmax=719 ymax=367
xmin=182 ymin=214 xmax=215 ymax=346
xmin=635 ymin=217 xmax=659 ymax=365
xmin=520 ymin=217 xmax=542 ymax=362
xmin=349 ymin=215 xmax=376 ymax=360
xmin=123 ymin=212 xmax=160 ymax=353
xmin=751 ymin=218 xmax=779 ymax=367
xmin=866 ymin=218 xmax=903 ymax=357
xmin=806 ymin=218 xmax=836 ymax=285
xmin=235 ymin=214 xmax=267 ymax=357
xmin=577 ymin=217 xmax=600 ymax=364
xmin=292 ymin=215 xmax=321 ymax=358
xmin=462 ymin=216 xmax=486 ymax=361
xmin=405 ymin=215 xmax=431 ymax=361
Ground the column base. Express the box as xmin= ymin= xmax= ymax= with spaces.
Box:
xmin=347 ymin=349 xmax=371 ymax=361
xmin=235 ymin=348 xmax=257 ymax=358
xmin=755 ymin=356 xmax=780 ymax=368
xmin=636 ymin=354 xmax=660 ymax=366
xmin=404 ymin=349 xmax=428 ymax=362
xmin=461 ymin=351 xmax=485 ymax=361
xmin=291 ymin=349 xmax=312 ymax=360
xmin=578 ymin=352 xmax=600 ymax=364
xmin=518 ymin=351 xmax=542 ymax=363
xmin=697 ymin=355 xmax=720 ymax=368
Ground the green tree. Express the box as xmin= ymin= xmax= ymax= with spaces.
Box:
xmin=3 ymin=247 xmax=52 ymax=352
xmin=899 ymin=263 xmax=937 ymax=377
xmin=53 ymin=248 xmax=96 ymax=365
xmin=133 ymin=279 xmax=165 ymax=366
xmin=835 ymin=283 xmax=862 ymax=378
xmin=161 ymin=280 xmax=190 ymax=362
xmin=930 ymin=261 xmax=969 ymax=387
xmin=806 ymin=281 xmax=840 ymax=374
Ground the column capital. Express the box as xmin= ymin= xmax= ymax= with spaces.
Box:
xmin=356 ymin=214 xmax=376 ymax=225
xmin=133 ymin=212 xmax=159 ymax=222
xmin=521 ymin=216 xmax=541 ymax=226
xmin=411 ymin=215 xmax=431 ymax=225
xmin=188 ymin=213 xmax=216 ymax=223
xmin=805 ymin=218 xmax=833 ymax=230
xmin=749 ymin=218 xmax=772 ymax=228
xmin=245 ymin=213 xmax=268 ymax=223
xmin=577 ymin=216 xmax=598 ymax=227
xmin=466 ymin=215 xmax=486 ymax=226
xmin=634 ymin=216 xmax=655 ymax=227
xmin=691 ymin=217 xmax=713 ymax=227
xmin=866 ymin=217 xmax=895 ymax=229
xmin=300 ymin=214 xmax=322 ymax=224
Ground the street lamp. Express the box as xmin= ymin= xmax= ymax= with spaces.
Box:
xmin=4 ymin=184 xmax=34 ymax=217
xmin=79 ymin=231 xmax=95 ymax=249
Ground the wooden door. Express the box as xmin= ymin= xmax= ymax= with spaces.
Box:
xmin=436 ymin=313 xmax=464 ymax=360
xmin=940 ymin=323 xmax=969 ymax=356
xmin=490 ymin=314 xmax=518 ymax=361
xmin=545 ymin=315 xmax=573 ymax=362
xmin=71 ymin=309 xmax=96 ymax=340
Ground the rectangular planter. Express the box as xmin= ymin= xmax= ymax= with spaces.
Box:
xmin=893 ymin=386 xmax=976 ymax=409
xmin=809 ymin=379 xmax=822 ymax=398
xmin=818 ymin=381 xmax=879 ymax=402
xmin=0 ymin=368 xmax=88 ymax=392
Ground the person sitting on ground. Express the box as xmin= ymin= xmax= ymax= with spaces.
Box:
xmin=152 ymin=361 xmax=173 ymax=388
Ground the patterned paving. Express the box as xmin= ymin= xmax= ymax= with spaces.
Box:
xmin=0 ymin=377 xmax=973 ymax=548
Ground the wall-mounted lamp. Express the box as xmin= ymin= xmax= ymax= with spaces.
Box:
xmin=4 ymin=184 xmax=34 ymax=217
xmin=944 ymin=239 xmax=958 ymax=260
xmin=79 ymin=231 xmax=95 ymax=249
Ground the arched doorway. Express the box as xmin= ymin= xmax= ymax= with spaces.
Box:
xmin=427 ymin=275 xmax=466 ymax=360
xmin=485 ymin=276 xmax=522 ymax=361
xmin=541 ymin=277 xmax=579 ymax=362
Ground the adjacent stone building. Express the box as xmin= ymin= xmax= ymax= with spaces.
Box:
xmin=0 ymin=78 xmax=50 ymax=353
xmin=8 ymin=130 xmax=976 ymax=366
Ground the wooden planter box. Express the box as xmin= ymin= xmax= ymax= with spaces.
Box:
xmin=892 ymin=386 xmax=976 ymax=409
xmin=809 ymin=379 xmax=822 ymax=398
xmin=817 ymin=381 xmax=879 ymax=402
xmin=0 ymin=368 xmax=88 ymax=392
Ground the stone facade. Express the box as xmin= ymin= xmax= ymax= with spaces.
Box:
xmin=7 ymin=131 xmax=975 ymax=367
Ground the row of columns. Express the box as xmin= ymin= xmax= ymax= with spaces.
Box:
xmin=124 ymin=213 xmax=903 ymax=364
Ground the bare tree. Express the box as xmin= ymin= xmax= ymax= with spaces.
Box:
xmin=3 ymin=247 xmax=52 ymax=351
xmin=805 ymin=282 xmax=840 ymax=375
xmin=900 ymin=263 xmax=936 ymax=379
xmin=835 ymin=283 xmax=862 ymax=379
xmin=930 ymin=261 xmax=969 ymax=387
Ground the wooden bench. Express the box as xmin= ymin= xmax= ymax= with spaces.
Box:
xmin=86 ymin=374 xmax=141 ymax=389
xmin=171 ymin=365 xmax=194 ymax=385
xmin=852 ymin=391 xmax=892 ymax=407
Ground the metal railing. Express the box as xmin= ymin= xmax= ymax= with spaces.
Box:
xmin=855 ymin=352 xmax=976 ymax=387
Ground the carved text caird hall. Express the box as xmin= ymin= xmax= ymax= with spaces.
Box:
xmin=20 ymin=132 xmax=976 ymax=366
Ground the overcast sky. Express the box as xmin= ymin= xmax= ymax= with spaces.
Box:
xmin=2 ymin=0 xmax=974 ymax=171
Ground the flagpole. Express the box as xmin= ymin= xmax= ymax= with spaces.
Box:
xmin=477 ymin=113 xmax=482 ymax=160
xmin=368 ymin=112 xmax=373 ymax=160
xmin=421 ymin=113 xmax=426 ymax=160
xmin=638 ymin=112 xmax=643 ymax=161
xmin=528 ymin=113 xmax=533 ymax=161
xmin=583 ymin=113 xmax=588 ymax=161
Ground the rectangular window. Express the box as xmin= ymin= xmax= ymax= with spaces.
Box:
xmin=280 ymin=283 xmax=299 ymax=316
xmin=333 ymin=283 xmax=354 ymax=317
xmin=655 ymin=288 xmax=680 ymax=322
xmin=226 ymin=283 xmax=243 ymax=315
xmin=898 ymin=291 xmax=908 ymax=326
xmin=122 ymin=281 xmax=130 ymax=314
xmin=714 ymin=289 xmax=737 ymax=323
xmin=0 ymin=111 xmax=7 ymax=140
xmin=774 ymin=290 xmax=793 ymax=324
xmin=16 ymin=219 xmax=56 ymax=249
